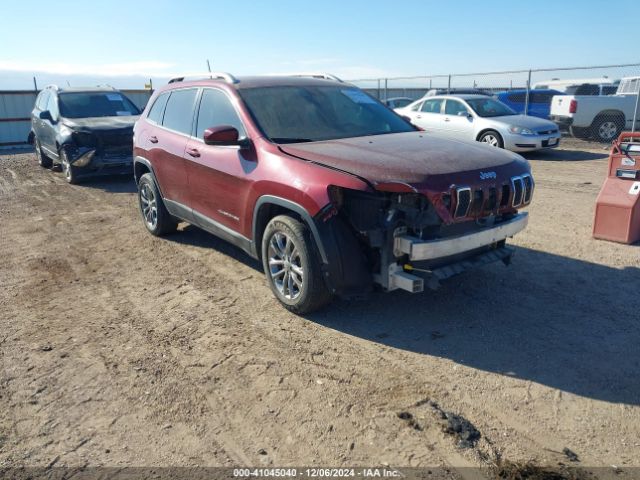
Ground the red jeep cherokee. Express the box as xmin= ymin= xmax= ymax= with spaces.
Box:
xmin=133 ymin=73 xmax=533 ymax=313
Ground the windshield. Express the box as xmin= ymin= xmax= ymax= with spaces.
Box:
xmin=466 ymin=98 xmax=517 ymax=117
xmin=238 ymin=86 xmax=415 ymax=143
xmin=58 ymin=92 xmax=140 ymax=118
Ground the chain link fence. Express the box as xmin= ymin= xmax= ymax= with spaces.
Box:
xmin=349 ymin=63 xmax=640 ymax=144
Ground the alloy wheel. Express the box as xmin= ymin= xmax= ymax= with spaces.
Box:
xmin=481 ymin=134 xmax=500 ymax=147
xmin=268 ymin=231 xmax=304 ymax=300
xmin=598 ymin=121 xmax=618 ymax=141
xmin=140 ymin=183 xmax=158 ymax=230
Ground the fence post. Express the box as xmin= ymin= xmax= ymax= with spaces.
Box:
xmin=384 ymin=78 xmax=388 ymax=101
xmin=632 ymin=85 xmax=640 ymax=132
xmin=524 ymin=69 xmax=532 ymax=116
xmin=33 ymin=76 xmax=38 ymax=92
xmin=377 ymin=79 xmax=380 ymax=99
xmin=447 ymin=74 xmax=451 ymax=94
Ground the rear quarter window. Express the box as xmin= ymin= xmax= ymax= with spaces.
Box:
xmin=161 ymin=89 xmax=198 ymax=135
xmin=147 ymin=92 xmax=170 ymax=124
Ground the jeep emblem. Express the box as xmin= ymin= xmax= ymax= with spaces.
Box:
xmin=480 ymin=171 xmax=497 ymax=180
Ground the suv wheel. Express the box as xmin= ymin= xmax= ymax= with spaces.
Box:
xmin=478 ymin=130 xmax=504 ymax=148
xmin=262 ymin=215 xmax=331 ymax=314
xmin=60 ymin=149 xmax=79 ymax=184
xmin=138 ymin=173 xmax=178 ymax=236
xmin=34 ymin=138 xmax=52 ymax=168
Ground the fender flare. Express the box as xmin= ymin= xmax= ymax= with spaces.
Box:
xmin=252 ymin=195 xmax=328 ymax=263
xmin=134 ymin=155 xmax=165 ymax=197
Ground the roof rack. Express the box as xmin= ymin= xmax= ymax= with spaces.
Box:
xmin=271 ymin=72 xmax=344 ymax=83
xmin=168 ymin=72 xmax=239 ymax=84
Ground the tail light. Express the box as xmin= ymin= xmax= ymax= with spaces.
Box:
xmin=569 ymin=99 xmax=577 ymax=114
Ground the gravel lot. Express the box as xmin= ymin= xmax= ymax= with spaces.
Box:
xmin=1 ymin=141 xmax=639 ymax=479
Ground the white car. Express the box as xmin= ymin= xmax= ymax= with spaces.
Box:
xmin=396 ymin=94 xmax=561 ymax=152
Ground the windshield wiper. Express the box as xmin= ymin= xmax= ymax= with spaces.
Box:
xmin=271 ymin=137 xmax=314 ymax=144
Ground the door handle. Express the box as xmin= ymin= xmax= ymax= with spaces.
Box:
xmin=416 ymin=114 xmax=422 ymax=119
xmin=149 ymin=135 xmax=158 ymax=144
xmin=444 ymin=117 xmax=450 ymax=122
xmin=186 ymin=147 xmax=201 ymax=158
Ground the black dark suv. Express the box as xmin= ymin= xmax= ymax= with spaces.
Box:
xmin=28 ymin=85 xmax=141 ymax=183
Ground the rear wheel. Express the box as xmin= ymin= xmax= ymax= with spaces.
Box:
xmin=138 ymin=173 xmax=178 ymax=236
xmin=262 ymin=215 xmax=332 ymax=314
xmin=34 ymin=138 xmax=52 ymax=168
xmin=478 ymin=130 xmax=504 ymax=148
xmin=591 ymin=115 xmax=624 ymax=143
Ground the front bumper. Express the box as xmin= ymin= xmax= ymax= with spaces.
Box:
xmin=504 ymin=133 xmax=561 ymax=152
xmin=394 ymin=213 xmax=528 ymax=261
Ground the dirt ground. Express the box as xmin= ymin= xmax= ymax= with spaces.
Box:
xmin=1 ymin=140 xmax=639 ymax=479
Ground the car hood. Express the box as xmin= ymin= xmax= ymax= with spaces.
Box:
xmin=487 ymin=114 xmax=557 ymax=130
xmin=62 ymin=116 xmax=138 ymax=131
xmin=279 ymin=132 xmax=529 ymax=188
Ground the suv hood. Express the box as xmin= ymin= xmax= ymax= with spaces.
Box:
xmin=279 ymin=132 xmax=529 ymax=188
xmin=62 ymin=116 xmax=138 ymax=131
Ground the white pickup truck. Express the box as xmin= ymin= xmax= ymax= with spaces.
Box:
xmin=550 ymin=76 xmax=640 ymax=142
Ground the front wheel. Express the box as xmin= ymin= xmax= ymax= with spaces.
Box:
xmin=60 ymin=149 xmax=79 ymax=184
xmin=478 ymin=130 xmax=504 ymax=148
xmin=261 ymin=215 xmax=332 ymax=314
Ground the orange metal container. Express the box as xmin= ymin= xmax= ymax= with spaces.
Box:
xmin=593 ymin=132 xmax=640 ymax=244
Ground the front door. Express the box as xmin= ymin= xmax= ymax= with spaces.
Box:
xmin=442 ymin=99 xmax=475 ymax=141
xmin=185 ymin=88 xmax=253 ymax=235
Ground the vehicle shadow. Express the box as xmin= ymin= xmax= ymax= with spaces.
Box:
xmin=167 ymin=224 xmax=263 ymax=271
xmin=160 ymin=222 xmax=640 ymax=405
xmin=79 ymin=175 xmax=137 ymax=194
xmin=307 ymin=246 xmax=640 ymax=406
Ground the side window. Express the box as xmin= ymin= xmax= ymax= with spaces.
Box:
xmin=37 ymin=91 xmax=50 ymax=110
xmin=410 ymin=101 xmax=423 ymax=111
xmin=421 ymin=99 xmax=443 ymax=113
xmin=162 ymin=89 xmax=198 ymax=135
xmin=530 ymin=93 xmax=551 ymax=104
xmin=508 ymin=93 xmax=526 ymax=103
xmin=46 ymin=94 xmax=59 ymax=121
xmin=444 ymin=99 xmax=469 ymax=116
xmin=195 ymin=89 xmax=246 ymax=139
xmin=147 ymin=92 xmax=170 ymax=124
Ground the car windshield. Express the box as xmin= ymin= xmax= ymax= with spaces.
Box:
xmin=58 ymin=92 xmax=140 ymax=118
xmin=466 ymin=98 xmax=517 ymax=117
xmin=238 ymin=86 xmax=415 ymax=143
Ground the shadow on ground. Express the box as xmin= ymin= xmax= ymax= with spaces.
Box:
xmin=304 ymin=246 xmax=640 ymax=406
xmin=78 ymin=174 xmax=137 ymax=194
xmin=162 ymin=219 xmax=640 ymax=405
xmin=523 ymin=149 xmax=607 ymax=162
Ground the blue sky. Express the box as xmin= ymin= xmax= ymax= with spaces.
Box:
xmin=0 ymin=0 xmax=638 ymax=89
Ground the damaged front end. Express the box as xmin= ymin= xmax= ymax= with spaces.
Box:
xmin=321 ymin=177 xmax=532 ymax=296
xmin=59 ymin=126 xmax=134 ymax=174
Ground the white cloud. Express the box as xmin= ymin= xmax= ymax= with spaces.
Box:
xmin=0 ymin=60 xmax=176 ymax=77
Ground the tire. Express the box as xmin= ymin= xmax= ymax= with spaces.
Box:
xmin=34 ymin=138 xmax=52 ymax=168
xmin=60 ymin=149 xmax=80 ymax=184
xmin=569 ymin=126 xmax=591 ymax=140
xmin=591 ymin=115 xmax=624 ymax=143
xmin=137 ymin=173 xmax=178 ymax=236
xmin=478 ymin=130 xmax=504 ymax=148
xmin=261 ymin=215 xmax=332 ymax=314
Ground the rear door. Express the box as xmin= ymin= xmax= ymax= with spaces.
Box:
xmin=412 ymin=98 xmax=444 ymax=133
xmin=32 ymin=90 xmax=50 ymax=146
xmin=185 ymin=88 xmax=252 ymax=234
xmin=152 ymin=88 xmax=197 ymax=207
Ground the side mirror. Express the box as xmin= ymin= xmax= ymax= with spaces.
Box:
xmin=203 ymin=125 xmax=249 ymax=147
xmin=39 ymin=110 xmax=53 ymax=122
xmin=457 ymin=111 xmax=472 ymax=118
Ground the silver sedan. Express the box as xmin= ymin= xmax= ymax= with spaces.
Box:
xmin=396 ymin=94 xmax=561 ymax=152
